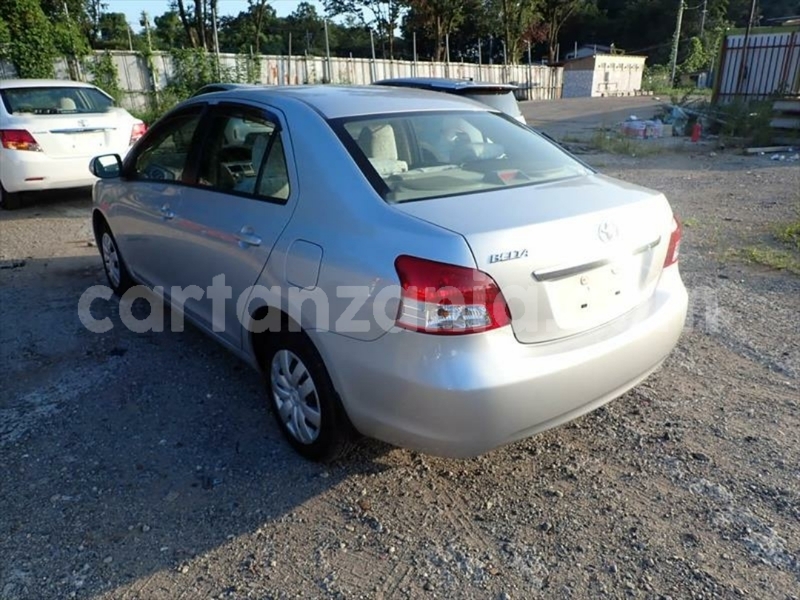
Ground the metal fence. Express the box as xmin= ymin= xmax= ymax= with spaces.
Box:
xmin=713 ymin=29 xmax=800 ymax=103
xmin=1 ymin=50 xmax=564 ymax=112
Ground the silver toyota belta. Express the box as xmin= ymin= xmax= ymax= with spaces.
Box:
xmin=89 ymin=85 xmax=688 ymax=461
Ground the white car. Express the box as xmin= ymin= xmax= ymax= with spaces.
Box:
xmin=0 ymin=79 xmax=146 ymax=209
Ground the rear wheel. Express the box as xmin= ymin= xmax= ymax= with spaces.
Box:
xmin=99 ymin=224 xmax=134 ymax=296
xmin=264 ymin=332 xmax=354 ymax=462
xmin=0 ymin=181 xmax=22 ymax=210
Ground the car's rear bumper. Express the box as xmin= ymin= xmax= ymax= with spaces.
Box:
xmin=0 ymin=147 xmax=127 ymax=193
xmin=314 ymin=266 xmax=688 ymax=458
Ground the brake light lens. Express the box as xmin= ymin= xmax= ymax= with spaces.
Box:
xmin=129 ymin=122 xmax=147 ymax=145
xmin=1 ymin=129 xmax=42 ymax=151
xmin=663 ymin=215 xmax=682 ymax=267
xmin=394 ymin=255 xmax=511 ymax=334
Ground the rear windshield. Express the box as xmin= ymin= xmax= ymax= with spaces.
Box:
xmin=333 ymin=110 xmax=590 ymax=203
xmin=0 ymin=86 xmax=115 ymax=115
xmin=461 ymin=90 xmax=523 ymax=119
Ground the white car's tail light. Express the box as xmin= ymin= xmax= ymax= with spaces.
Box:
xmin=394 ymin=255 xmax=511 ymax=335
xmin=1 ymin=129 xmax=42 ymax=152
xmin=129 ymin=122 xmax=147 ymax=145
xmin=663 ymin=215 xmax=682 ymax=267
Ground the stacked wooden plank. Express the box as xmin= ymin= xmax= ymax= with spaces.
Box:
xmin=772 ymin=98 xmax=800 ymax=144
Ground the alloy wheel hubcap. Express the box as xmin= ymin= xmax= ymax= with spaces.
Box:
xmin=101 ymin=232 xmax=121 ymax=288
xmin=270 ymin=349 xmax=321 ymax=444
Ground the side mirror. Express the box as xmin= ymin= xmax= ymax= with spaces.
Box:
xmin=90 ymin=154 xmax=122 ymax=179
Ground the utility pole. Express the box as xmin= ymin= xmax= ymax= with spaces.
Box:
xmin=700 ymin=0 xmax=708 ymax=36
xmin=736 ymin=0 xmax=758 ymax=95
xmin=211 ymin=0 xmax=221 ymax=80
xmin=324 ymin=20 xmax=332 ymax=83
xmin=63 ymin=1 xmax=83 ymax=80
xmin=669 ymin=0 xmax=685 ymax=86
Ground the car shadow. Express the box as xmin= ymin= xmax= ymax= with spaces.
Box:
xmin=0 ymin=254 xmax=395 ymax=600
xmin=1 ymin=187 xmax=93 ymax=219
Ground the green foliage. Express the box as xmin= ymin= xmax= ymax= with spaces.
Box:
xmin=85 ymin=51 xmax=122 ymax=103
xmin=775 ymin=218 xmax=800 ymax=252
xmin=642 ymin=64 xmax=672 ymax=93
xmin=678 ymin=37 xmax=708 ymax=76
xmin=0 ymin=0 xmax=57 ymax=78
xmin=716 ymin=99 xmax=774 ymax=146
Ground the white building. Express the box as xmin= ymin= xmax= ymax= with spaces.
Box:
xmin=562 ymin=54 xmax=647 ymax=98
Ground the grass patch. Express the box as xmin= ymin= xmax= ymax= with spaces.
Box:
xmin=589 ymin=130 xmax=664 ymax=156
xmin=740 ymin=246 xmax=800 ymax=274
xmin=775 ymin=220 xmax=800 ymax=251
xmin=682 ymin=217 xmax=700 ymax=228
xmin=737 ymin=217 xmax=800 ymax=274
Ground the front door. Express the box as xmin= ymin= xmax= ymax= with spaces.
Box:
xmin=115 ymin=106 xmax=204 ymax=288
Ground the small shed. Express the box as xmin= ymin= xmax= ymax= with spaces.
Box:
xmin=562 ymin=54 xmax=647 ymax=98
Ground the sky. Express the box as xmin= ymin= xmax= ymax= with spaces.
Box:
xmin=105 ymin=0 xmax=325 ymax=30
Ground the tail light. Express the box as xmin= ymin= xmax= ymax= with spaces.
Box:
xmin=1 ymin=129 xmax=42 ymax=151
xmin=663 ymin=215 xmax=682 ymax=267
xmin=394 ymin=255 xmax=511 ymax=335
xmin=129 ymin=122 xmax=147 ymax=145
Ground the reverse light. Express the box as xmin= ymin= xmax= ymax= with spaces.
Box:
xmin=1 ymin=129 xmax=42 ymax=151
xmin=394 ymin=255 xmax=511 ymax=335
xmin=663 ymin=215 xmax=682 ymax=267
xmin=129 ymin=122 xmax=147 ymax=145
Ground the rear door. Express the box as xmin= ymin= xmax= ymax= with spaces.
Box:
xmin=168 ymin=102 xmax=296 ymax=348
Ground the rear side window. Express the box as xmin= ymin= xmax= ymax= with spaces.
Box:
xmin=196 ymin=109 xmax=291 ymax=202
xmin=0 ymin=86 xmax=115 ymax=115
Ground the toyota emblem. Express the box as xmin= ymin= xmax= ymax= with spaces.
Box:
xmin=597 ymin=221 xmax=619 ymax=243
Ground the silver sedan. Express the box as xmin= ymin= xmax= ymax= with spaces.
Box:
xmin=89 ymin=85 xmax=688 ymax=461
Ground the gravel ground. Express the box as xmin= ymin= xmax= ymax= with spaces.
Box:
xmin=1 ymin=144 xmax=799 ymax=600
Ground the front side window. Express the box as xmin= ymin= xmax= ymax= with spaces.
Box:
xmin=196 ymin=109 xmax=290 ymax=201
xmin=132 ymin=112 xmax=202 ymax=182
xmin=0 ymin=86 xmax=114 ymax=115
xmin=334 ymin=110 xmax=591 ymax=203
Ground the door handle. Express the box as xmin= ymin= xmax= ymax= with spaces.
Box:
xmin=236 ymin=226 xmax=262 ymax=247
xmin=160 ymin=204 xmax=175 ymax=220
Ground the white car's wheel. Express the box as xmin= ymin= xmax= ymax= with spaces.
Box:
xmin=0 ymin=181 xmax=22 ymax=210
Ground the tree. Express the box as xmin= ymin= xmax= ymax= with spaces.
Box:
xmin=154 ymin=11 xmax=186 ymax=49
xmin=323 ymin=0 xmax=404 ymax=58
xmin=0 ymin=0 xmax=58 ymax=78
xmin=404 ymin=0 xmax=474 ymax=61
xmin=494 ymin=0 xmax=540 ymax=64
xmin=537 ymin=0 xmax=594 ymax=63
xmin=286 ymin=2 xmax=326 ymax=54
xmin=249 ymin=0 xmax=272 ymax=55
xmin=97 ymin=12 xmax=132 ymax=49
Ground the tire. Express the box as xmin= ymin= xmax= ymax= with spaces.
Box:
xmin=98 ymin=224 xmax=134 ymax=296
xmin=0 ymin=181 xmax=22 ymax=210
xmin=264 ymin=332 xmax=354 ymax=462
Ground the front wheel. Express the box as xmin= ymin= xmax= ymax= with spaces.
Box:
xmin=265 ymin=333 xmax=354 ymax=462
xmin=99 ymin=225 xmax=134 ymax=296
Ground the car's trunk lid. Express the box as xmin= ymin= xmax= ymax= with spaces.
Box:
xmin=395 ymin=174 xmax=675 ymax=343
xmin=7 ymin=110 xmax=131 ymax=159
